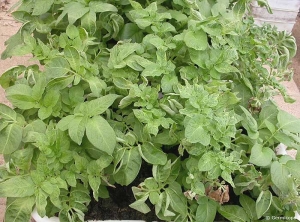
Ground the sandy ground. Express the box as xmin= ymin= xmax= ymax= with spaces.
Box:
xmin=0 ymin=1 xmax=300 ymax=222
xmin=293 ymin=16 xmax=300 ymax=89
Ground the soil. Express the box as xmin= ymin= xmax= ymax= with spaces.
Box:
xmin=292 ymin=16 xmax=300 ymax=91
xmin=85 ymin=163 xmax=163 ymax=221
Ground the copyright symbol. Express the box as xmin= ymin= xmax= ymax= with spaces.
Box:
xmin=266 ymin=216 xmax=270 ymax=220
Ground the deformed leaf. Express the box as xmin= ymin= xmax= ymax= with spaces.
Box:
xmin=138 ymin=142 xmax=167 ymax=165
xmin=256 ymin=190 xmax=272 ymax=219
xmin=165 ymin=182 xmax=187 ymax=216
xmin=113 ymin=146 xmax=142 ymax=186
xmin=88 ymin=175 xmax=101 ymax=201
xmin=198 ymin=152 xmax=217 ymax=171
xmin=185 ymin=117 xmax=210 ymax=145
xmin=0 ymin=65 xmax=26 ymax=89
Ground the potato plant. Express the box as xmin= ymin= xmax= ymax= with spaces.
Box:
xmin=0 ymin=0 xmax=299 ymax=221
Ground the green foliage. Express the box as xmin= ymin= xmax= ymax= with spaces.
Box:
xmin=0 ymin=0 xmax=299 ymax=221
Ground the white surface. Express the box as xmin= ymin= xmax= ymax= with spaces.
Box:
xmin=31 ymin=209 xmax=59 ymax=222
xmin=295 ymin=211 xmax=300 ymax=221
xmin=32 ymin=209 xmax=146 ymax=222
xmin=275 ymin=143 xmax=288 ymax=155
xmin=251 ymin=0 xmax=300 ymax=32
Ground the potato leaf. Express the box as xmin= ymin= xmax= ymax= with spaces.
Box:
xmin=256 ymin=190 xmax=272 ymax=219
xmin=218 ymin=205 xmax=250 ymax=222
xmin=113 ymin=146 xmax=142 ymax=185
xmin=0 ymin=123 xmax=22 ymax=154
xmin=85 ymin=116 xmax=116 ymax=155
xmin=0 ymin=176 xmax=35 ymax=197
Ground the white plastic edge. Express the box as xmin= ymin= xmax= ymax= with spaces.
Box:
xmin=31 ymin=208 xmax=59 ymax=222
xmin=31 ymin=208 xmax=146 ymax=222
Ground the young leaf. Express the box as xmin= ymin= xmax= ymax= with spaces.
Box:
xmin=256 ymin=190 xmax=272 ymax=219
xmin=218 ymin=205 xmax=250 ymax=222
xmin=85 ymin=116 xmax=116 ymax=155
xmin=185 ymin=117 xmax=210 ymax=145
xmin=249 ymin=143 xmax=273 ymax=167
xmin=196 ymin=197 xmax=217 ymax=222
xmin=198 ymin=152 xmax=217 ymax=171
xmin=0 ymin=123 xmax=22 ymax=154
xmin=138 ymin=142 xmax=167 ymax=165
xmin=0 ymin=176 xmax=35 ymax=197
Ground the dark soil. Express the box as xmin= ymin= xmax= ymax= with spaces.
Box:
xmin=85 ymin=163 xmax=163 ymax=221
